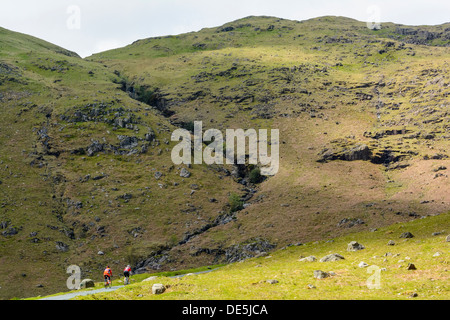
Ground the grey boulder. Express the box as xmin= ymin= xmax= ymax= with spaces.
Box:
xmin=313 ymin=270 xmax=329 ymax=279
xmin=152 ymin=283 xmax=166 ymax=294
xmin=79 ymin=279 xmax=95 ymax=289
xmin=320 ymin=253 xmax=345 ymax=262
xmin=347 ymin=241 xmax=365 ymax=251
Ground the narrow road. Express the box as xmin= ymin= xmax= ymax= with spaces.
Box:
xmin=39 ymin=268 xmax=219 ymax=300
xmin=39 ymin=285 xmax=125 ymax=300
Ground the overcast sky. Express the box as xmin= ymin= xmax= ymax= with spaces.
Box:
xmin=1 ymin=0 xmax=449 ymax=58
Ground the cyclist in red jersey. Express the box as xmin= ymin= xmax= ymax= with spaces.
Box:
xmin=103 ymin=266 xmax=112 ymax=287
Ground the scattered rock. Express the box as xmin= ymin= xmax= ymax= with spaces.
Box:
xmin=144 ymin=131 xmax=155 ymax=142
xmin=347 ymin=241 xmax=365 ymax=251
xmin=307 ymin=284 xmax=316 ymax=289
xmin=220 ymin=26 xmax=235 ymax=32
xmin=299 ymin=256 xmax=317 ymax=262
xmin=407 ymin=263 xmax=417 ymax=270
xmin=1 ymin=227 xmax=18 ymax=237
xmin=313 ymin=270 xmax=329 ymax=279
xmin=409 ymin=292 xmax=418 ymax=298
xmin=119 ymin=193 xmax=133 ymax=200
xmin=266 ymin=279 xmax=279 ymax=284
xmin=92 ymin=174 xmax=106 ymax=181
xmin=320 ymin=253 xmax=345 ymax=262
xmin=55 ymin=241 xmax=69 ymax=252
xmin=337 ymin=218 xmax=365 ymax=228
xmin=79 ymin=279 xmax=95 ymax=289
xmin=358 ymin=262 xmax=369 ymax=268
xmin=400 ymin=232 xmax=414 ymax=239
xmin=118 ymin=135 xmax=139 ymax=149
xmin=433 ymin=166 xmax=447 ymax=172
xmin=387 ymin=240 xmax=395 ymax=246
xmin=446 ymin=235 xmax=450 ymax=242
xmin=86 ymin=140 xmax=104 ymax=157
xmin=180 ymin=168 xmax=191 ymax=178
xmin=152 ymin=283 xmax=166 ymax=295
xmin=97 ymin=251 xmax=104 ymax=255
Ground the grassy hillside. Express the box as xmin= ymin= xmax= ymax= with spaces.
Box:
xmin=1 ymin=16 xmax=449 ymax=299
xmin=33 ymin=211 xmax=449 ymax=300
xmin=0 ymin=25 xmax=240 ymax=299
xmin=88 ymin=15 xmax=449 ymax=282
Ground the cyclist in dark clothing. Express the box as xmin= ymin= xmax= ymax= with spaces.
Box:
xmin=123 ymin=265 xmax=132 ymax=284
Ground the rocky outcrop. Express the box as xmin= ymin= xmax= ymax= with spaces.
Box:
xmin=74 ymin=135 xmax=153 ymax=157
xmin=318 ymin=144 xmax=371 ymax=162
xmin=225 ymin=238 xmax=276 ymax=263
xmin=55 ymin=241 xmax=69 ymax=252
xmin=394 ymin=27 xmax=446 ymax=46
xmin=135 ymin=251 xmax=171 ymax=273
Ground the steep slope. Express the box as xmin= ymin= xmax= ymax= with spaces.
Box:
xmin=88 ymin=16 xmax=449 ymax=272
xmin=0 ymin=16 xmax=449 ymax=299
xmin=0 ymin=27 xmax=241 ymax=299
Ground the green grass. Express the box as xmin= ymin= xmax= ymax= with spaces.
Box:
xmin=70 ymin=212 xmax=449 ymax=300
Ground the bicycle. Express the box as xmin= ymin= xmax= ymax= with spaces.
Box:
xmin=123 ymin=272 xmax=132 ymax=285
xmin=104 ymin=276 xmax=112 ymax=288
